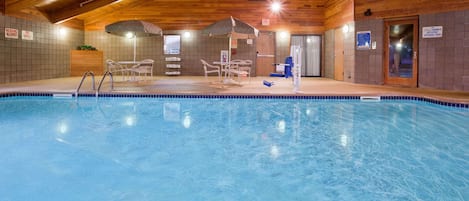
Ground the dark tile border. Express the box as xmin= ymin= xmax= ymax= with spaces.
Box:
xmin=381 ymin=96 xmax=469 ymax=109
xmin=1 ymin=92 xmax=468 ymax=109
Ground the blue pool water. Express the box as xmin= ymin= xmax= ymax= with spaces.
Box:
xmin=0 ymin=96 xmax=468 ymax=201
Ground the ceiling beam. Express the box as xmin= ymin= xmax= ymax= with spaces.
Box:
xmin=6 ymin=0 xmax=42 ymax=13
xmin=39 ymin=0 xmax=119 ymax=24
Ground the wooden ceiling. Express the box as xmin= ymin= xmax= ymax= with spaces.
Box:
xmin=3 ymin=0 xmax=327 ymax=34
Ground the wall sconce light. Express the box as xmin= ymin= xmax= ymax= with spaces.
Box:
xmin=58 ymin=27 xmax=67 ymax=36
xmin=279 ymin=31 xmax=289 ymax=39
xmin=364 ymin=9 xmax=372 ymax=16
xmin=183 ymin=31 xmax=191 ymax=38
xmin=125 ymin=32 xmax=135 ymax=39
xmin=342 ymin=24 xmax=349 ymax=33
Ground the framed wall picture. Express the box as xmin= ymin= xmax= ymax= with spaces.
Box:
xmin=356 ymin=31 xmax=371 ymax=50
xmin=220 ymin=50 xmax=229 ymax=64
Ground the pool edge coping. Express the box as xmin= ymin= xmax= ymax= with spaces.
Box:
xmin=1 ymin=91 xmax=468 ymax=109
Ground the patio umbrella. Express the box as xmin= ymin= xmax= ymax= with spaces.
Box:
xmin=203 ymin=16 xmax=259 ymax=62
xmin=105 ymin=20 xmax=162 ymax=62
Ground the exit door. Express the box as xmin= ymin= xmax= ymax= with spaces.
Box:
xmin=384 ymin=17 xmax=419 ymax=87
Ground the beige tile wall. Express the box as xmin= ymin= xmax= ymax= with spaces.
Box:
xmin=354 ymin=19 xmax=384 ymax=85
xmin=419 ymin=10 xmax=469 ymax=91
xmin=85 ymin=30 xmax=258 ymax=76
xmin=324 ymin=29 xmax=335 ymax=79
xmin=0 ymin=15 xmax=83 ymax=84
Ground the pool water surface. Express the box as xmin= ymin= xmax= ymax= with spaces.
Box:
xmin=0 ymin=96 xmax=468 ymax=201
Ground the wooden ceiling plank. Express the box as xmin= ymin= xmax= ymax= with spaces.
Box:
xmin=45 ymin=0 xmax=119 ymax=24
xmin=6 ymin=0 xmax=42 ymax=12
xmin=0 ymin=0 xmax=5 ymax=14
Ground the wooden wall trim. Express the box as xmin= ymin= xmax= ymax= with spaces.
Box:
xmin=58 ymin=18 xmax=85 ymax=30
xmin=355 ymin=0 xmax=469 ymax=21
xmin=324 ymin=0 xmax=354 ymax=30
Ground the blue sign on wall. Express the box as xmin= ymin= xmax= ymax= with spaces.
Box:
xmin=356 ymin=31 xmax=371 ymax=50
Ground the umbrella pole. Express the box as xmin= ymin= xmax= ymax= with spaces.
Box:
xmin=228 ymin=36 xmax=232 ymax=62
xmin=133 ymin=37 xmax=137 ymax=62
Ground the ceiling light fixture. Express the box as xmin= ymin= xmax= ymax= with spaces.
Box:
xmin=271 ymin=2 xmax=281 ymax=13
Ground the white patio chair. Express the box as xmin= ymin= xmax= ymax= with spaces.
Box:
xmin=227 ymin=60 xmax=250 ymax=83
xmin=201 ymin=59 xmax=221 ymax=82
xmin=106 ymin=59 xmax=130 ymax=81
xmin=131 ymin=59 xmax=154 ymax=81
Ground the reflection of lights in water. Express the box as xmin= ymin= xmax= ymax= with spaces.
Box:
xmin=182 ymin=114 xmax=191 ymax=128
xmin=277 ymin=120 xmax=286 ymax=133
xmin=340 ymin=134 xmax=348 ymax=147
xmin=57 ymin=121 xmax=68 ymax=134
xmin=270 ymin=145 xmax=280 ymax=159
xmin=306 ymin=109 xmax=311 ymax=115
xmin=125 ymin=116 xmax=136 ymax=126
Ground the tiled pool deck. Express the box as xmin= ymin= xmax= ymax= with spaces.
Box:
xmin=1 ymin=76 xmax=469 ymax=105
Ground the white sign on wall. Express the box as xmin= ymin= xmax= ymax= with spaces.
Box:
xmin=5 ymin=28 xmax=19 ymax=39
xmin=422 ymin=26 xmax=443 ymax=38
xmin=22 ymin=30 xmax=34 ymax=40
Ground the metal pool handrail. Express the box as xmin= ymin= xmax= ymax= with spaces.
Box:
xmin=75 ymin=71 xmax=95 ymax=97
xmin=96 ymin=71 xmax=114 ymax=97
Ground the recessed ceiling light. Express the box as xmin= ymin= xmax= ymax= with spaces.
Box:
xmin=271 ymin=2 xmax=281 ymax=13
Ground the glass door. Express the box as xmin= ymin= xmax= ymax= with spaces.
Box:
xmin=291 ymin=35 xmax=321 ymax=77
xmin=384 ymin=18 xmax=418 ymax=87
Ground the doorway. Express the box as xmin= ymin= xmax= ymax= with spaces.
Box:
xmin=256 ymin=31 xmax=275 ymax=76
xmin=384 ymin=17 xmax=419 ymax=87
xmin=291 ymin=35 xmax=321 ymax=77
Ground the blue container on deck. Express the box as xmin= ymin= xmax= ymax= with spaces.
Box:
xmin=263 ymin=80 xmax=274 ymax=87
xmin=284 ymin=56 xmax=293 ymax=78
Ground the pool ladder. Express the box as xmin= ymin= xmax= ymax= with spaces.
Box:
xmin=75 ymin=71 xmax=113 ymax=98
xmin=96 ymin=71 xmax=114 ymax=97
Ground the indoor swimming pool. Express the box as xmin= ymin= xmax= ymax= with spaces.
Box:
xmin=0 ymin=95 xmax=468 ymax=201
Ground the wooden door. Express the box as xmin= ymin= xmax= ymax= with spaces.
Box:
xmin=334 ymin=28 xmax=344 ymax=81
xmin=256 ymin=31 xmax=275 ymax=76
xmin=384 ymin=17 xmax=418 ymax=87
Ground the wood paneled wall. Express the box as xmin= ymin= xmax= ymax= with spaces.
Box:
xmin=355 ymin=0 xmax=469 ymax=20
xmin=324 ymin=0 xmax=354 ymax=30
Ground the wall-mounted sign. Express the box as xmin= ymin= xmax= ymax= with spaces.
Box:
xmin=5 ymin=28 xmax=19 ymax=39
xmin=220 ymin=50 xmax=229 ymax=64
xmin=422 ymin=26 xmax=443 ymax=38
xmin=356 ymin=31 xmax=371 ymax=50
xmin=22 ymin=30 xmax=34 ymax=40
